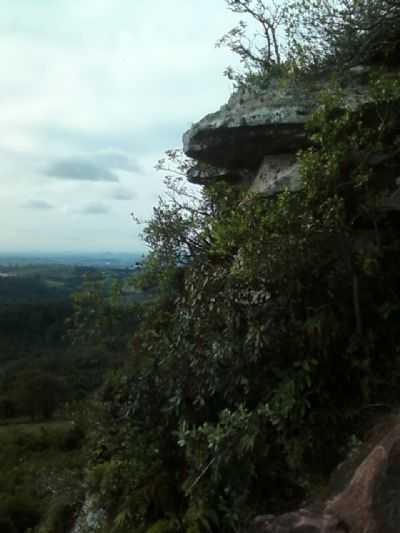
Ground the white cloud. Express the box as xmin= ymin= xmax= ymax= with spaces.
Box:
xmin=46 ymin=157 xmax=119 ymax=182
xmin=77 ymin=202 xmax=110 ymax=215
xmin=111 ymin=188 xmax=136 ymax=201
xmin=22 ymin=199 xmax=54 ymax=210
xmin=0 ymin=0 xmax=241 ymax=252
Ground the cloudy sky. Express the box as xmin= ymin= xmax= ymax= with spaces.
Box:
xmin=0 ymin=0 xmax=240 ymax=253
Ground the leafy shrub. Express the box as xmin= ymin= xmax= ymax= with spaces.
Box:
xmin=218 ymin=1 xmax=400 ymax=89
xmin=84 ymin=53 xmax=400 ymax=533
xmin=59 ymin=424 xmax=84 ymax=451
xmin=0 ymin=494 xmax=42 ymax=533
xmin=0 ymin=517 xmax=17 ymax=533
xmin=39 ymin=495 xmax=76 ymax=533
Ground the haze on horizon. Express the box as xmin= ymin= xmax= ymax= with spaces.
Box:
xmin=0 ymin=1 xmax=240 ymax=254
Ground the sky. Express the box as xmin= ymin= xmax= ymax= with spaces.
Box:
xmin=0 ymin=0 xmax=240 ymax=254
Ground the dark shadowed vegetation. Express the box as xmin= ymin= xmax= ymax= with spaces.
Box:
xmin=75 ymin=2 xmax=400 ymax=531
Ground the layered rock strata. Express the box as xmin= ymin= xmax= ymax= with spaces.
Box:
xmin=183 ymin=69 xmax=400 ymax=208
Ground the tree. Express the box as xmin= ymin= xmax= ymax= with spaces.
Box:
xmin=81 ymin=3 xmax=400 ymax=531
xmin=12 ymin=370 xmax=67 ymax=420
xmin=135 ymin=150 xmax=241 ymax=294
xmin=217 ymin=0 xmax=400 ymax=85
xmin=284 ymin=0 xmax=400 ymax=69
xmin=216 ymin=0 xmax=286 ymax=81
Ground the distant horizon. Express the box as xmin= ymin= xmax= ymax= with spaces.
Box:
xmin=0 ymin=249 xmax=147 ymax=257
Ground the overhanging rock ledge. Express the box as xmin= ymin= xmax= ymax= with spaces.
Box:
xmin=183 ymin=71 xmax=373 ymax=193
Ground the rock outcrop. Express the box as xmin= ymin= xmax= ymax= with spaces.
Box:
xmin=71 ymin=495 xmax=107 ymax=533
xmin=251 ymin=422 xmax=400 ymax=533
xmin=183 ymin=68 xmax=400 ymax=207
xmin=249 ymin=154 xmax=301 ymax=195
xmin=183 ymin=70 xmax=373 ymax=191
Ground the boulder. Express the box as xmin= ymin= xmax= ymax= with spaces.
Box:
xmin=251 ymin=423 xmax=400 ymax=533
xmin=70 ymin=494 xmax=107 ymax=533
xmin=251 ymin=510 xmax=344 ymax=533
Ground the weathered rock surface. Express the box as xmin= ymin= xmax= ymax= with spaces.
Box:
xmin=251 ymin=423 xmax=400 ymax=533
xmin=183 ymin=73 xmax=371 ymax=180
xmin=71 ymin=494 xmax=107 ymax=533
xmin=183 ymin=69 xmax=400 ymax=204
xmin=251 ymin=510 xmax=344 ymax=533
xmin=187 ymin=161 xmax=253 ymax=186
xmin=250 ymin=155 xmax=301 ymax=195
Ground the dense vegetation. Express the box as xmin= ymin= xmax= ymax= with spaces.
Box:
xmin=2 ymin=1 xmax=400 ymax=532
xmin=0 ymin=420 xmax=85 ymax=533
xmin=77 ymin=2 xmax=400 ymax=532
xmin=0 ymin=266 xmax=144 ymax=532
xmin=0 ymin=265 xmax=144 ymax=420
xmin=0 ymin=263 xmax=135 ymax=304
xmin=218 ymin=0 xmax=400 ymax=85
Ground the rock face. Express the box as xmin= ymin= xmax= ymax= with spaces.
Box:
xmin=183 ymin=69 xmax=400 ymax=208
xmin=70 ymin=495 xmax=107 ymax=533
xmin=187 ymin=161 xmax=253 ymax=186
xmin=183 ymin=72 xmax=372 ymax=193
xmin=251 ymin=423 xmax=400 ymax=533
xmin=250 ymin=155 xmax=301 ymax=195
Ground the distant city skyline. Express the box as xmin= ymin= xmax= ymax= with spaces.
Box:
xmin=0 ymin=1 xmax=240 ymax=253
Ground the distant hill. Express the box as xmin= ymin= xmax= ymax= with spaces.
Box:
xmin=0 ymin=251 xmax=145 ymax=269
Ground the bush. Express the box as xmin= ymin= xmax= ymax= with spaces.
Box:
xmin=0 ymin=517 xmax=17 ymax=533
xmin=86 ymin=72 xmax=400 ymax=532
xmin=218 ymin=0 xmax=400 ymax=88
xmin=59 ymin=424 xmax=84 ymax=451
xmin=0 ymin=494 xmax=42 ymax=533
xmin=39 ymin=496 xmax=76 ymax=533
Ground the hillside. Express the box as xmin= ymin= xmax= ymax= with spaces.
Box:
xmin=0 ymin=257 xmax=146 ymax=533
xmin=3 ymin=2 xmax=400 ymax=533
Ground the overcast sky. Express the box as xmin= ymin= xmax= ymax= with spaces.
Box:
xmin=0 ymin=0 xmax=240 ymax=254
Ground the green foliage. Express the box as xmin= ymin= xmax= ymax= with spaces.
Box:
xmin=38 ymin=495 xmax=78 ymax=533
xmin=146 ymin=516 xmax=182 ymax=533
xmin=86 ymin=72 xmax=400 ymax=532
xmin=0 ymin=421 xmax=85 ymax=533
xmin=0 ymin=265 xmax=143 ymax=422
xmin=218 ymin=1 xmax=400 ymax=89
xmin=12 ymin=369 xmax=68 ymax=420
xmin=12 ymin=5 xmax=395 ymax=532
xmin=0 ymin=517 xmax=17 ymax=533
xmin=68 ymin=272 xmax=143 ymax=351
xmin=0 ymin=494 xmax=42 ymax=533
